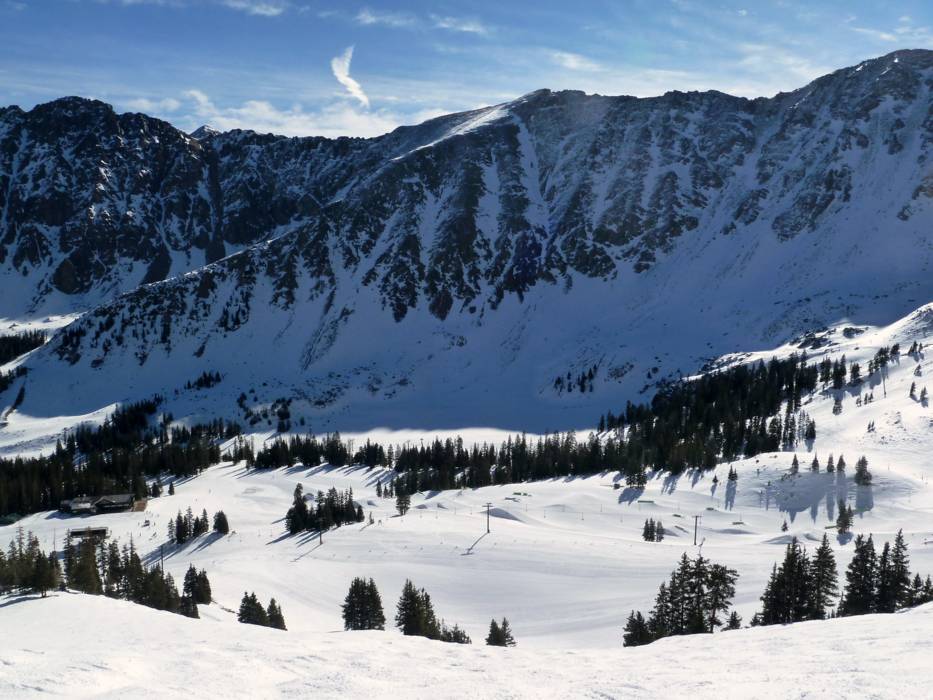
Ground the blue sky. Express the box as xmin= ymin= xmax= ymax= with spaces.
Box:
xmin=1 ymin=0 xmax=931 ymax=137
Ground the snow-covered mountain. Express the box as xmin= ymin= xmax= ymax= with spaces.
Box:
xmin=2 ymin=50 xmax=932 ymax=431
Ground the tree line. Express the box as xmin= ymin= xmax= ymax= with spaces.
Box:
xmin=623 ymin=554 xmax=739 ymax=646
xmin=341 ymin=576 xmax=516 ymax=647
xmin=624 ymin=529 xmax=933 ymax=646
xmin=168 ymin=507 xmax=229 ymax=545
xmin=0 ymin=398 xmax=238 ymax=518
xmin=1 ymin=528 xmax=208 ymax=619
xmin=0 ymin=330 xmax=46 ymax=364
xmin=238 ymin=591 xmax=287 ymax=630
xmin=285 ymin=484 xmax=364 ymax=534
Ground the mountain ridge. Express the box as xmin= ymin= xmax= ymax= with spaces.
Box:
xmin=1 ymin=49 xmax=932 ymax=432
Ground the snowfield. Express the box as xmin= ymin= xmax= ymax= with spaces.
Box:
xmin=1 ymin=302 xmax=933 ymax=697
xmin=1 ymin=593 xmax=932 ymax=699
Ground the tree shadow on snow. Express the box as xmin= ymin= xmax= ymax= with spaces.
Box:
xmin=724 ymin=481 xmax=737 ymax=511
xmin=617 ymin=486 xmax=644 ymax=505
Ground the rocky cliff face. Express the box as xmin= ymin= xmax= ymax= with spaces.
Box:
xmin=3 ymin=50 xmax=933 ymax=430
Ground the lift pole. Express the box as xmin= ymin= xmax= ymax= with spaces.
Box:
xmin=693 ymin=515 xmax=701 ymax=546
xmin=484 ymin=503 xmax=493 ymax=533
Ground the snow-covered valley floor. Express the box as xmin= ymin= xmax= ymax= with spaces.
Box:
xmin=2 ymin=306 xmax=933 ymax=697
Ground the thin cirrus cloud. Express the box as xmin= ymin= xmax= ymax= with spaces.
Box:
xmin=218 ymin=0 xmax=289 ymax=16
xmin=430 ymin=14 xmax=489 ymax=35
xmin=355 ymin=8 xmax=416 ymax=28
xmin=352 ymin=8 xmax=490 ymax=36
xmin=164 ymin=88 xmax=442 ymax=138
xmin=330 ymin=46 xmax=370 ymax=108
xmin=550 ymin=51 xmax=603 ymax=72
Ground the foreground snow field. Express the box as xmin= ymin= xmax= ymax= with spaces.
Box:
xmin=1 ymin=592 xmax=931 ymax=699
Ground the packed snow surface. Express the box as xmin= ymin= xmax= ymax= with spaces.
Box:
xmin=1 ymin=593 xmax=932 ymax=699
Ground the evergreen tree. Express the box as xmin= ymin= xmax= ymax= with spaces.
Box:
xmin=396 ymin=486 xmax=411 ymax=517
xmin=840 ymin=534 xmax=877 ymax=616
xmin=238 ymin=591 xmax=269 ymax=626
xmin=213 ymin=510 xmax=230 ymax=535
xmin=486 ymin=617 xmax=516 ymax=646
xmin=875 ymin=542 xmax=896 ymax=613
xmin=267 ymin=598 xmax=287 ymax=630
xmin=342 ymin=577 xmax=386 ymax=631
xmin=724 ymin=610 xmax=742 ymax=630
xmin=286 ymin=484 xmax=309 ymax=534
xmin=891 ymin=529 xmax=912 ymax=609
xmin=836 ymin=500 xmax=853 ymax=535
xmin=70 ymin=538 xmax=103 ymax=595
xmin=809 ymin=533 xmax=838 ymax=619
xmin=854 ymin=456 xmax=872 ymax=486
xmin=179 ymin=595 xmax=200 ymax=619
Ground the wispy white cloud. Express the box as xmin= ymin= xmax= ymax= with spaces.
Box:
xmin=430 ymin=14 xmax=489 ymax=35
xmin=125 ymin=96 xmax=181 ymax=112
xmin=848 ymin=16 xmax=933 ymax=48
xmin=850 ymin=26 xmax=898 ymax=42
xmin=735 ymin=43 xmax=829 ymax=85
xmin=219 ymin=0 xmax=289 ymax=16
xmin=330 ymin=46 xmax=369 ymax=108
xmin=355 ymin=7 xmax=416 ymax=28
xmin=550 ymin=51 xmax=602 ymax=72
xmin=177 ymin=88 xmax=443 ymax=137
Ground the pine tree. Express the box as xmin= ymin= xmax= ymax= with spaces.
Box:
xmin=486 ymin=618 xmax=503 ymax=645
xmin=179 ymin=595 xmax=200 ymax=618
xmin=267 ymin=598 xmax=287 ymax=630
xmin=30 ymin=552 xmax=57 ymax=597
xmin=840 ymin=534 xmax=877 ymax=616
xmin=836 ymin=500 xmax=852 ymax=535
xmin=70 ymin=538 xmax=102 ymax=595
xmin=854 ymin=455 xmax=872 ymax=486
xmin=875 ymin=541 xmax=896 ymax=613
xmin=238 ymin=591 xmax=269 ymax=626
xmin=212 ymin=510 xmax=230 ymax=535
xmin=891 ymin=529 xmax=911 ymax=609
xmin=809 ymin=533 xmax=838 ymax=619
xmin=395 ymin=487 xmax=411 ymax=517
xmin=168 ymin=481 xmax=175 ymax=495
xmin=725 ymin=611 xmax=742 ymax=630
xmin=486 ymin=617 xmax=516 ymax=646
xmin=342 ymin=577 xmax=386 ymax=631
xmin=286 ymin=483 xmax=309 ymax=534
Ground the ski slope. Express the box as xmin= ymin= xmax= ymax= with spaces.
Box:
xmin=1 ymin=303 xmax=933 ymax=695
xmin=1 ymin=591 xmax=932 ymax=698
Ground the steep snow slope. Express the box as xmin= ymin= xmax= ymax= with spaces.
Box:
xmin=2 ymin=50 xmax=932 ymax=432
xmin=2 ymin=593 xmax=932 ymax=699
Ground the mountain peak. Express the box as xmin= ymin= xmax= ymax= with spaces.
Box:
xmin=190 ymin=124 xmax=220 ymax=140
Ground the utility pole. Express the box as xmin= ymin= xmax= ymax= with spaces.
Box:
xmin=693 ymin=515 xmax=701 ymax=546
xmin=484 ymin=502 xmax=493 ymax=533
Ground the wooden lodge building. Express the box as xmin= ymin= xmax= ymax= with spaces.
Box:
xmin=59 ymin=493 xmax=136 ymax=516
